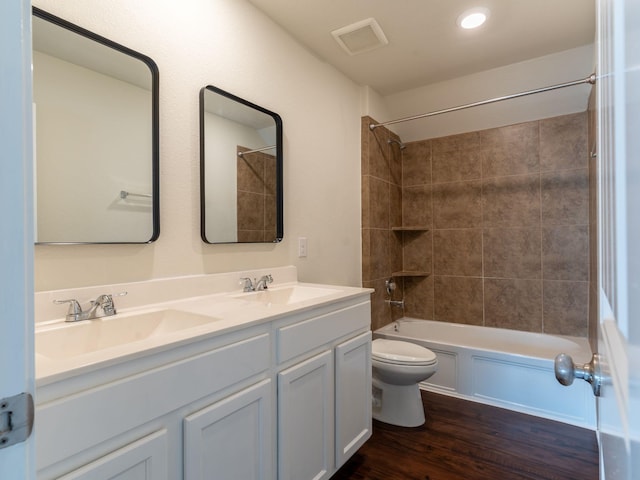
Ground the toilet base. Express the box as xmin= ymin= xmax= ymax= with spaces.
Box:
xmin=372 ymin=378 xmax=425 ymax=427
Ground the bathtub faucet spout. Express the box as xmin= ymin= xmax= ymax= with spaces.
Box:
xmin=385 ymin=299 xmax=404 ymax=308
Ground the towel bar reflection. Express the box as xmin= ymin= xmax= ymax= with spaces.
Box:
xmin=120 ymin=190 xmax=152 ymax=199
xmin=237 ymin=145 xmax=276 ymax=157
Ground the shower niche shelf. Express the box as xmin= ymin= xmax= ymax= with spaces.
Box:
xmin=391 ymin=226 xmax=429 ymax=232
xmin=391 ymin=227 xmax=430 ymax=278
xmin=391 ymin=271 xmax=430 ymax=278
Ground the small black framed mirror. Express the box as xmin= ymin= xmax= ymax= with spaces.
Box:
xmin=200 ymin=85 xmax=283 ymax=243
xmin=32 ymin=7 xmax=159 ymax=244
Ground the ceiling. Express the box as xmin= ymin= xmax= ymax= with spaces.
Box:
xmin=247 ymin=0 xmax=596 ymax=96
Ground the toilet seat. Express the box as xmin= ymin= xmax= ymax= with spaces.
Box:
xmin=372 ymin=339 xmax=437 ymax=366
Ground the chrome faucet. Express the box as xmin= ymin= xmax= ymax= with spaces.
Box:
xmin=54 ymin=292 xmax=126 ymax=322
xmin=255 ymin=274 xmax=273 ymax=291
xmin=240 ymin=275 xmax=273 ymax=292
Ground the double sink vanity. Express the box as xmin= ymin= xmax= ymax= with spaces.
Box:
xmin=31 ymin=7 xmax=370 ymax=480
xmin=35 ymin=267 xmax=373 ymax=480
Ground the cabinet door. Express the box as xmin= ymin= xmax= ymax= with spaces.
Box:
xmin=58 ymin=430 xmax=167 ymax=480
xmin=278 ymin=350 xmax=334 ymax=480
xmin=184 ymin=379 xmax=273 ymax=480
xmin=335 ymin=331 xmax=372 ymax=468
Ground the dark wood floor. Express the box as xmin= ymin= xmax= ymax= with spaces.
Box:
xmin=333 ymin=391 xmax=599 ymax=480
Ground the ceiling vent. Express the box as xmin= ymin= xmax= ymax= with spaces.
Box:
xmin=331 ymin=18 xmax=388 ymax=56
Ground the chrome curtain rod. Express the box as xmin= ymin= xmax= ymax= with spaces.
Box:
xmin=237 ymin=145 xmax=276 ymax=157
xmin=369 ymin=73 xmax=596 ymax=131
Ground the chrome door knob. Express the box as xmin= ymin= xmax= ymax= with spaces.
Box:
xmin=554 ymin=353 xmax=602 ymax=397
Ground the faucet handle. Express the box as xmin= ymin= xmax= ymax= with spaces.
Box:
xmin=53 ymin=298 xmax=82 ymax=320
xmin=240 ymin=277 xmax=255 ymax=292
xmin=91 ymin=292 xmax=126 ymax=316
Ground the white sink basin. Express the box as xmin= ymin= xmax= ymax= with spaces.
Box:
xmin=36 ymin=309 xmax=219 ymax=360
xmin=232 ymin=285 xmax=340 ymax=305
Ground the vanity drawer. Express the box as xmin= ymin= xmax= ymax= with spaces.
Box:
xmin=276 ymin=301 xmax=370 ymax=363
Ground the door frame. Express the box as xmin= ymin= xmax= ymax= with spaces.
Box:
xmin=0 ymin=0 xmax=35 ymax=478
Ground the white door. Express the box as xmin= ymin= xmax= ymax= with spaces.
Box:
xmin=0 ymin=1 xmax=35 ymax=479
xmin=595 ymin=0 xmax=639 ymax=478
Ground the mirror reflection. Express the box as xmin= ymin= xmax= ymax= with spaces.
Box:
xmin=32 ymin=7 xmax=159 ymax=244
xmin=200 ymin=86 xmax=283 ymax=243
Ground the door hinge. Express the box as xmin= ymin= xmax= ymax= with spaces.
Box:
xmin=0 ymin=393 xmax=34 ymax=449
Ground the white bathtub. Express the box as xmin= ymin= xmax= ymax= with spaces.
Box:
xmin=375 ymin=318 xmax=596 ymax=429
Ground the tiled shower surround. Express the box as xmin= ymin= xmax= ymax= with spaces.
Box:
xmin=237 ymin=146 xmax=277 ymax=242
xmin=362 ymin=112 xmax=590 ymax=336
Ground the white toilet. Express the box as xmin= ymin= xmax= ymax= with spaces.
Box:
xmin=371 ymin=338 xmax=438 ymax=427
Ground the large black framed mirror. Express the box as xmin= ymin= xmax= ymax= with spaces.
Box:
xmin=32 ymin=7 xmax=159 ymax=244
xmin=200 ymin=85 xmax=283 ymax=243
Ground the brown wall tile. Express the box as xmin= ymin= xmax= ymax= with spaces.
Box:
xmin=402 ymin=231 xmax=433 ymax=273
xmin=361 ymin=176 xmax=370 ymax=228
xmin=434 ymin=276 xmax=484 ymax=325
xmin=433 ymin=180 xmax=482 ymax=228
xmin=484 ymin=278 xmax=542 ymax=331
xmin=432 ymin=150 xmax=482 ymax=184
xmin=482 ymin=174 xmax=540 ymax=228
xmin=543 ymin=280 xmax=588 ymax=336
xmin=390 ymin=184 xmax=402 ymax=227
xmin=389 ymin=133 xmax=403 ymax=185
xmin=480 ymin=122 xmax=538 ymax=150
xmin=237 ymin=191 xmax=264 ymax=230
xmin=364 ymin=278 xmax=390 ymax=331
xmin=390 ymin=231 xmax=404 ymax=275
xmin=237 ymin=154 xmax=265 ymax=194
xmin=432 ymin=131 xmax=481 ymax=153
xmin=362 ymin=228 xmax=371 ymax=281
xmin=264 ymin=156 xmax=276 ymax=196
xmin=368 ymin=176 xmax=390 ymax=229
xmin=541 ymin=168 xmax=589 ymax=226
xmin=368 ymin=123 xmax=391 ymax=182
xmin=402 ymin=185 xmax=433 ymax=227
xmin=481 ymin=146 xmax=540 ymax=178
xmin=540 ymin=112 xmax=588 ymax=172
xmin=483 ymin=227 xmax=541 ymax=279
xmin=403 ymin=140 xmax=431 ymax=186
xmin=361 ymin=117 xmax=372 ymax=176
xmin=542 ymin=225 xmax=588 ymax=281
xmin=433 ymin=229 xmax=482 ymax=276
xmin=361 ymin=112 xmax=590 ymax=337
xmin=369 ymin=228 xmax=390 ymax=281
xmin=237 ymin=230 xmax=264 ymax=242
xmin=404 ymin=276 xmax=434 ymax=320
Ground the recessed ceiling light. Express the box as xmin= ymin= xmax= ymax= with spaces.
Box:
xmin=457 ymin=7 xmax=490 ymax=30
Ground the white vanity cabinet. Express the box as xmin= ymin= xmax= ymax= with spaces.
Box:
xmin=36 ymin=327 xmax=272 ymax=480
xmin=275 ymin=301 xmax=372 ymax=480
xmin=36 ymin=287 xmax=372 ymax=480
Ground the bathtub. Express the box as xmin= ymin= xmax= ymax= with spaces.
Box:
xmin=375 ymin=318 xmax=596 ymax=429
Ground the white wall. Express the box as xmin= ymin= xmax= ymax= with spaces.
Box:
xmin=382 ymin=45 xmax=595 ymax=142
xmin=32 ymin=0 xmax=363 ymax=291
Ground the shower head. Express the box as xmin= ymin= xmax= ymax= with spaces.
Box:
xmin=388 ymin=138 xmax=406 ymax=150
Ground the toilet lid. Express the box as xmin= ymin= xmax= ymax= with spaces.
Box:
xmin=372 ymin=339 xmax=437 ymax=366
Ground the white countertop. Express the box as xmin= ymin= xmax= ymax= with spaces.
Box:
xmin=35 ymin=276 xmax=372 ymax=387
